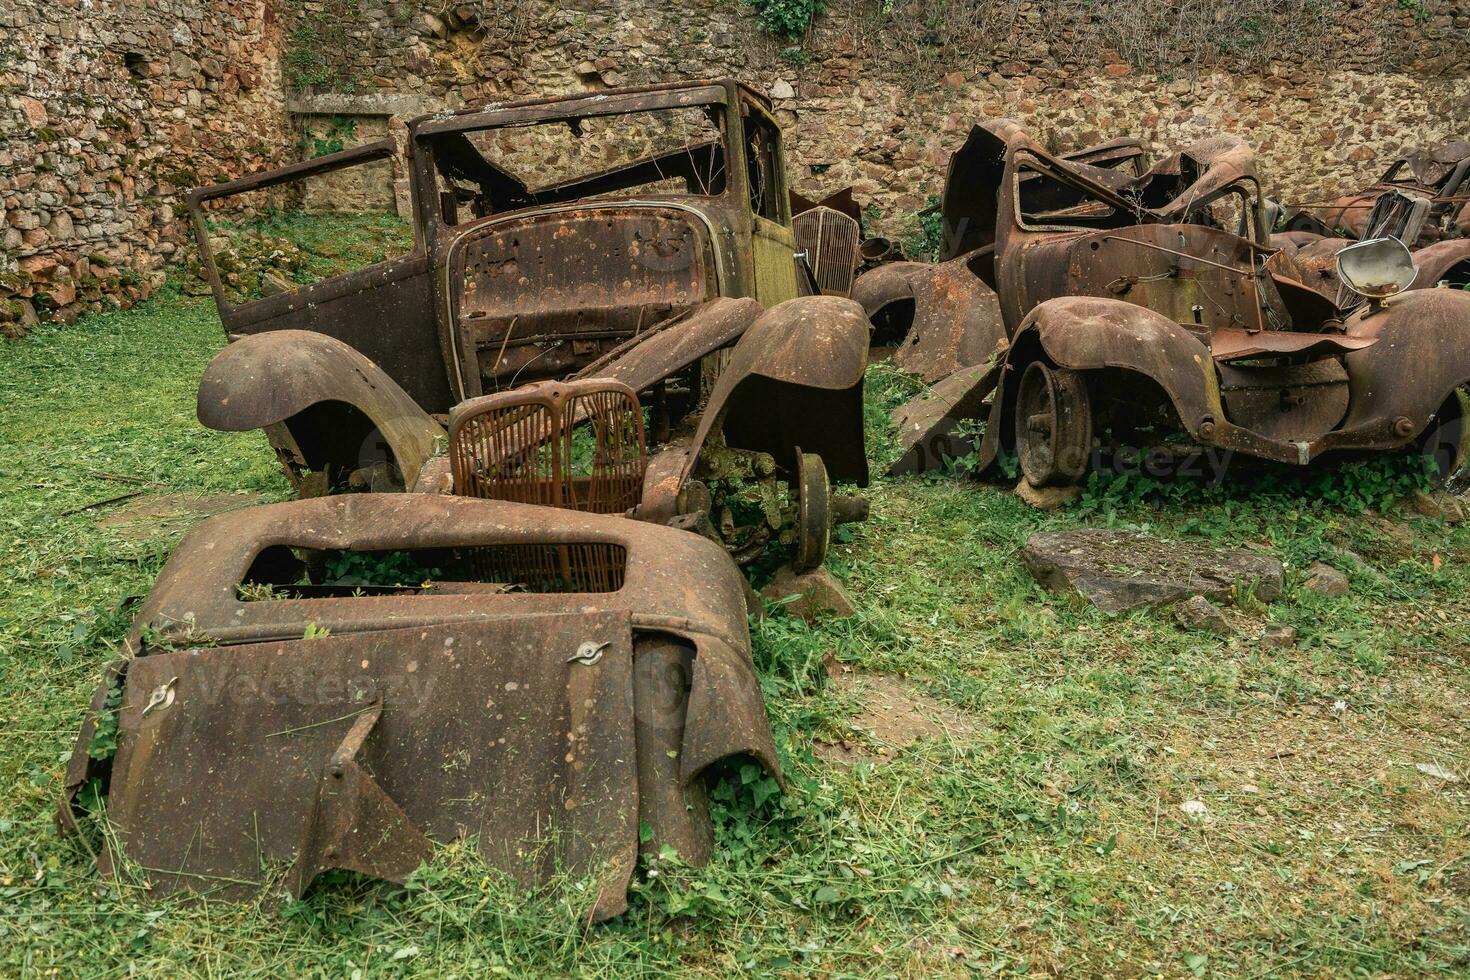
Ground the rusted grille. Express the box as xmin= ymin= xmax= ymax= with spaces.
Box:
xmin=793 ymin=206 xmax=860 ymax=296
xmin=450 ymin=379 xmax=647 ymax=514
xmin=463 ymin=542 xmax=627 ymax=592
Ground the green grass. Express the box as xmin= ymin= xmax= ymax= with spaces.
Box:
xmin=1 ymin=292 xmax=1468 ymax=976
xmin=195 ymin=212 xmax=414 ymax=303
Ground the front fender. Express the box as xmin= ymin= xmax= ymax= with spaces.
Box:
xmin=198 ymin=330 xmax=443 ymax=492
xmin=851 ymin=255 xmax=1005 ymax=382
xmin=686 ymin=295 xmax=870 ymax=485
xmin=1342 ymin=288 xmax=1470 ymax=433
xmin=978 ymin=297 xmax=1216 ymax=470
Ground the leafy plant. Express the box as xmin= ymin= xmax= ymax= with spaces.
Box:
xmin=87 ymin=680 xmax=124 ymax=761
xmin=301 ymin=115 xmax=358 ymax=158
xmin=901 ymin=194 xmax=944 ymax=263
xmin=323 ymin=549 xmax=437 ymax=587
xmin=744 ymin=0 xmax=823 ymax=41
xmin=1398 ymin=0 xmax=1429 ymax=22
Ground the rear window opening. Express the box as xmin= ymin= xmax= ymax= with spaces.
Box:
xmin=238 ymin=542 xmax=628 ymax=599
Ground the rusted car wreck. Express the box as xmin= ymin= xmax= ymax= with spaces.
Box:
xmin=60 ymin=80 xmax=880 ymax=912
xmin=1273 ymin=141 xmax=1470 ymax=304
xmin=869 ymin=120 xmax=1470 ymax=491
xmin=191 ymin=79 xmax=869 ymax=568
xmin=1318 ymin=140 xmax=1470 ymax=243
xmin=62 ymin=495 xmax=779 ymax=921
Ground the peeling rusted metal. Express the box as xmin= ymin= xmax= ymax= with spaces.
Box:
xmin=688 ymin=296 xmax=871 ymax=486
xmin=894 ymin=119 xmax=1470 ymax=488
xmin=198 ymin=330 xmax=445 ymax=494
xmin=851 ymin=254 xmax=1006 ymax=383
xmin=1321 ymin=141 xmax=1470 ymax=244
xmin=61 ymin=495 xmax=780 ymax=920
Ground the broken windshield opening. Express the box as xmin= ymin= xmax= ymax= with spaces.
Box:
xmin=426 ymin=106 xmax=729 ymax=224
xmin=1013 ymin=159 xmax=1130 ymax=231
xmin=1013 ymin=158 xmax=1262 ymax=240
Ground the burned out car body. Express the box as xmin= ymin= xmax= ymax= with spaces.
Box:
xmin=1319 ymin=141 xmax=1470 ymax=243
xmin=879 ymin=120 xmax=1470 ymax=487
xmin=189 ymin=80 xmax=870 ymax=564
xmin=61 ymin=494 xmax=780 ymax=920
xmin=852 ymin=132 xmax=1146 ymax=384
xmin=190 ymin=80 xmax=804 ymax=413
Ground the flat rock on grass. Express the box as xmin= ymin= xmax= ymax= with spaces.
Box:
xmin=97 ymin=492 xmax=265 ymax=539
xmin=815 ymin=666 xmax=978 ymax=766
xmin=1022 ymin=529 xmax=1283 ymax=613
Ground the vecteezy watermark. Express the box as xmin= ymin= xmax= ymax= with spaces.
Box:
xmin=1098 ymin=444 xmax=1235 ymax=487
xmin=187 ymin=666 xmax=439 ymax=714
xmin=888 ymin=410 xmax=1236 ymax=486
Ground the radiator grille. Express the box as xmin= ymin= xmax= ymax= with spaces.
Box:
xmin=793 ymin=206 xmax=860 ymax=296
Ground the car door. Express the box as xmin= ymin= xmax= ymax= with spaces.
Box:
xmin=187 ymin=140 xmax=455 ymax=413
xmin=739 ymin=101 xmax=799 ymax=307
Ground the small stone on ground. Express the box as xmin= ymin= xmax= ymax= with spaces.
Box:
xmin=1407 ymin=490 xmax=1466 ymax=524
xmin=1302 ymin=561 xmax=1350 ymax=597
xmin=1173 ymin=595 xmax=1232 ymax=635
xmin=1014 ymin=478 xmax=1081 ymax=510
xmin=1259 ymin=624 xmax=1298 ymax=649
xmin=760 ymin=565 xmax=858 ymax=622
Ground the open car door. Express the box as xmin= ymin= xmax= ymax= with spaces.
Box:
xmin=187 ymin=141 xmax=455 ymax=412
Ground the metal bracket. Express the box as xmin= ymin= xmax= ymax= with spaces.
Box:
xmin=285 ymin=694 xmax=433 ymax=898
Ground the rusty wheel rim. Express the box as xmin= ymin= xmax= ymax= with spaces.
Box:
xmin=1015 ymin=361 xmax=1092 ymax=487
xmin=793 ymin=450 xmax=830 ymax=572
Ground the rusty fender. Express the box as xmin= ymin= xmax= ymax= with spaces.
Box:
xmin=978 ymin=297 xmax=1217 ymax=471
xmin=686 ymin=296 xmax=870 ymax=485
xmin=1410 ymin=239 xmax=1470 ymax=291
xmin=571 ymin=296 xmax=762 ymax=393
xmin=1340 ymin=288 xmax=1470 ymax=437
xmin=198 ymin=330 xmax=444 ymax=492
xmin=60 ymin=494 xmax=780 ymax=921
xmin=850 ymin=254 xmax=1006 ymax=383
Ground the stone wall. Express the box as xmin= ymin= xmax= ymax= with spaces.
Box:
xmin=3 ymin=0 xmax=1467 ymax=330
xmin=278 ymin=0 xmax=1470 ymax=237
xmin=0 ymin=0 xmax=293 ymax=331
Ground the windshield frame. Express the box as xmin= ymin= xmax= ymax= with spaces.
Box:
xmin=410 ymin=84 xmax=737 ymax=238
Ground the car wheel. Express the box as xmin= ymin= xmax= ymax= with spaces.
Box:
xmin=792 ymin=450 xmax=830 ymax=572
xmin=1015 ymin=361 xmax=1093 ymax=487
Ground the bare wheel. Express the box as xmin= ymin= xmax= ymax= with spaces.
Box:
xmin=793 ymin=450 xmax=830 ymax=572
xmin=1015 ymin=361 xmax=1093 ymax=487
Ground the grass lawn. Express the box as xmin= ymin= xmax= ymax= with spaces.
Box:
xmin=1 ymin=289 xmax=1467 ymax=977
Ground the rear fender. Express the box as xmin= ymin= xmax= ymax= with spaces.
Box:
xmin=198 ymin=330 xmax=444 ymax=493
xmin=852 ymin=253 xmax=1005 ymax=382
